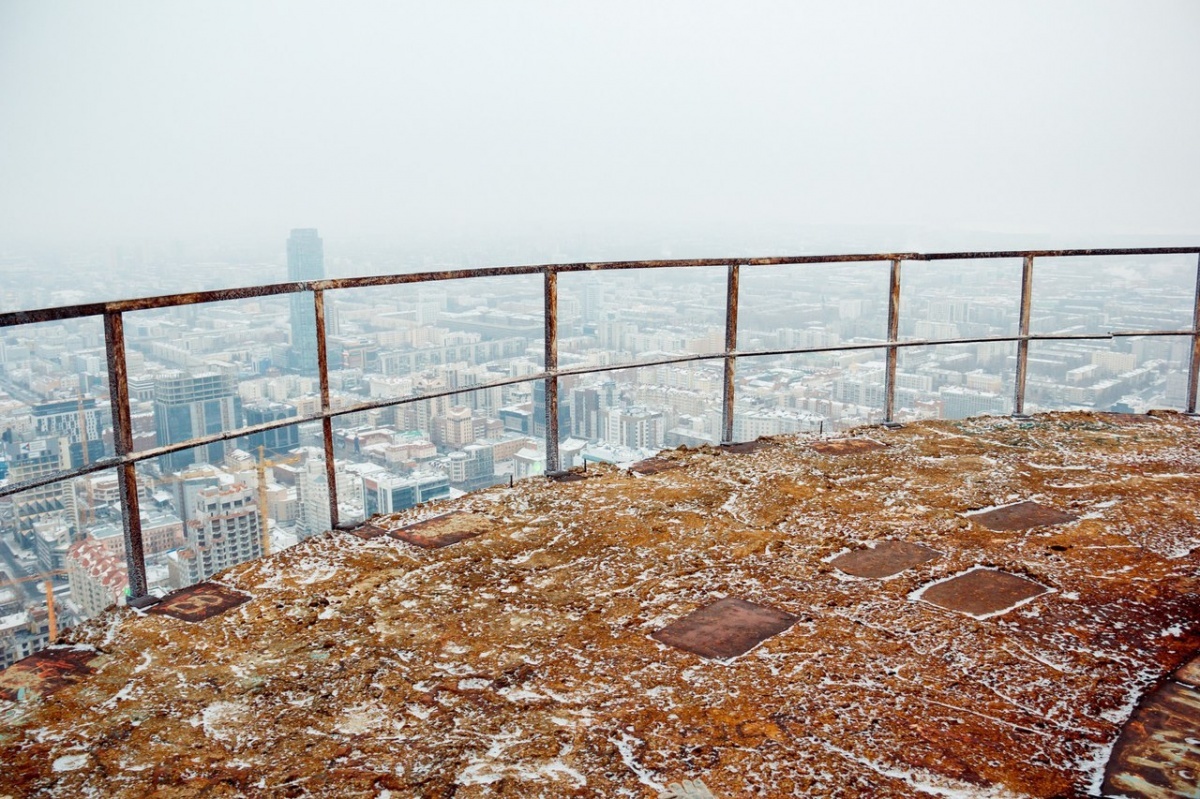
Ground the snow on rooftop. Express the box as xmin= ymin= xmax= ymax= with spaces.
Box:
xmin=2 ymin=411 xmax=1199 ymax=798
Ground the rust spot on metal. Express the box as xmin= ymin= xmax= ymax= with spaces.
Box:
xmin=148 ymin=582 xmax=251 ymax=622
xmin=630 ymin=458 xmax=686 ymax=476
xmin=916 ymin=568 xmax=1050 ymax=619
xmin=810 ymin=439 xmax=886 ymax=456
xmin=0 ymin=647 xmax=97 ymax=701
xmin=1102 ymin=669 xmax=1200 ymax=799
xmin=719 ymin=440 xmax=774 ymax=455
xmin=831 ymin=540 xmax=941 ymax=579
xmin=969 ymin=500 xmax=1078 ymax=532
xmin=652 ymin=597 xmax=797 ymax=660
xmin=387 ymin=511 xmax=495 ymax=549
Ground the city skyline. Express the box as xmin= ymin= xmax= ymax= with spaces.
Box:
xmin=3 ymin=238 xmax=1197 ymax=671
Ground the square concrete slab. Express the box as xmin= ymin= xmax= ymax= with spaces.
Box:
xmin=0 ymin=647 xmax=97 ymax=701
xmin=831 ymin=540 xmax=941 ymax=579
xmin=914 ymin=568 xmax=1050 ymax=619
xmin=630 ymin=458 xmax=685 ymax=476
xmin=810 ymin=439 xmax=885 ymax=456
xmin=388 ymin=511 xmax=496 ymax=549
xmin=148 ymin=582 xmax=252 ymax=622
xmin=968 ymin=500 xmax=1078 ymax=532
xmin=348 ymin=523 xmax=391 ymax=540
xmin=547 ymin=470 xmax=597 ymax=483
xmin=652 ymin=597 xmax=797 ymax=660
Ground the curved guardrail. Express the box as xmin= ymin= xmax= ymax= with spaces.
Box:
xmin=1 ymin=246 xmax=1198 ymax=599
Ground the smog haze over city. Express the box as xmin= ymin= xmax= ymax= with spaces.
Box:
xmin=1 ymin=2 xmax=1200 ymax=668
xmin=1 ymin=1 xmax=1199 ymax=296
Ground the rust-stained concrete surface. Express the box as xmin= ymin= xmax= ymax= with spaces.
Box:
xmin=1 ymin=412 xmax=1199 ymax=798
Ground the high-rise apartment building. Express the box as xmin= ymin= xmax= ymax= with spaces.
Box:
xmin=7 ymin=440 xmax=75 ymax=544
xmin=605 ymin=407 xmax=663 ymax=450
xmin=166 ymin=483 xmax=262 ymax=589
xmin=66 ymin=537 xmax=128 ymax=618
xmin=295 ymin=457 xmax=364 ymax=539
xmin=287 ymin=228 xmax=324 ymax=375
xmin=32 ymin=398 xmax=106 ymax=468
xmin=154 ymin=371 xmax=242 ymax=472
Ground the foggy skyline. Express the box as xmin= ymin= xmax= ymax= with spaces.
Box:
xmin=2 ymin=1 xmax=1200 ymax=253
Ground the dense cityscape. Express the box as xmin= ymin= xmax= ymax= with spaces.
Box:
xmin=1 ymin=230 xmax=1196 ymax=667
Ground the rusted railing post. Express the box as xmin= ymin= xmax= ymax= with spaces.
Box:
xmin=1013 ymin=255 xmax=1035 ymax=417
xmin=314 ymin=288 xmax=340 ymax=529
xmin=104 ymin=310 xmax=149 ymax=602
xmin=543 ymin=268 xmax=560 ymax=473
xmin=883 ymin=259 xmax=902 ymax=426
xmin=721 ymin=263 xmax=740 ymax=444
xmin=1188 ymin=253 xmax=1200 ymax=414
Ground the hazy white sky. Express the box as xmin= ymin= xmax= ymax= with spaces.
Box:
xmin=1 ymin=1 xmax=1198 ymax=249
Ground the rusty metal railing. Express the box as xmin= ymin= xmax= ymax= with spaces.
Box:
xmin=1 ymin=246 xmax=1198 ymax=601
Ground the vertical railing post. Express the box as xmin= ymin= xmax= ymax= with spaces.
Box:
xmin=543 ymin=268 xmax=561 ymax=473
xmin=1187 ymin=253 xmax=1200 ymax=414
xmin=314 ymin=288 xmax=340 ymax=529
xmin=103 ymin=309 xmax=149 ymax=602
xmin=1013 ymin=255 xmax=1035 ymax=417
xmin=883 ymin=259 xmax=902 ymax=426
xmin=721 ymin=263 xmax=740 ymax=444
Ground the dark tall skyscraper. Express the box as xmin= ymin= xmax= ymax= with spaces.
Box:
xmin=287 ymin=228 xmax=324 ymax=375
xmin=154 ymin=371 xmax=242 ymax=472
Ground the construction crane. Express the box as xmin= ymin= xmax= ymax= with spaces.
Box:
xmin=0 ymin=570 xmax=68 ymax=642
xmin=256 ymin=446 xmax=302 ymax=556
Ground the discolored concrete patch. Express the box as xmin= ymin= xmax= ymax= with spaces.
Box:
xmin=546 ymin=469 xmax=598 ymax=483
xmin=148 ymin=582 xmax=252 ymax=622
xmin=1096 ymin=412 xmax=1159 ymax=425
xmin=810 ymin=438 xmax=885 ymax=456
xmin=0 ymin=647 xmax=98 ymax=701
xmin=831 ymin=540 xmax=941 ymax=579
xmin=630 ymin=457 xmax=685 ymax=476
xmin=1102 ymin=677 xmax=1200 ymax=799
xmin=387 ymin=511 xmax=496 ymax=549
xmin=914 ymin=568 xmax=1050 ymax=620
xmin=968 ymin=500 xmax=1078 ymax=532
xmin=652 ymin=597 xmax=797 ymax=660
xmin=719 ymin=440 xmax=774 ymax=455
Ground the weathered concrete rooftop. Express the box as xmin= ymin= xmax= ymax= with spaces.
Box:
xmin=2 ymin=412 xmax=1199 ymax=798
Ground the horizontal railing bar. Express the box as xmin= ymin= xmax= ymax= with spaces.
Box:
xmin=5 ymin=247 xmax=1199 ymax=329
xmin=1109 ymin=329 xmax=1196 ymax=337
xmin=917 ymin=247 xmax=1200 ymax=261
